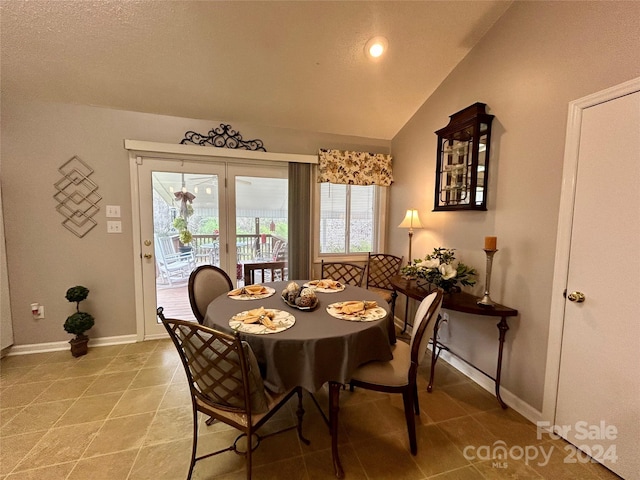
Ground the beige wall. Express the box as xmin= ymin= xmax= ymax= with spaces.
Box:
xmin=1 ymin=99 xmax=389 ymax=346
xmin=389 ymin=1 xmax=640 ymax=411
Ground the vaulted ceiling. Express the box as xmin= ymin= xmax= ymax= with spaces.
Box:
xmin=1 ymin=1 xmax=512 ymax=140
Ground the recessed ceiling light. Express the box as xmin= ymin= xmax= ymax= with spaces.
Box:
xmin=365 ymin=36 xmax=388 ymax=60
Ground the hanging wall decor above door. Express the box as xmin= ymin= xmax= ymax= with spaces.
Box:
xmin=180 ymin=123 xmax=267 ymax=151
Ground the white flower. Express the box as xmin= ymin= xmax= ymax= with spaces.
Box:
xmin=418 ymin=258 xmax=440 ymax=269
xmin=439 ymin=263 xmax=457 ymax=280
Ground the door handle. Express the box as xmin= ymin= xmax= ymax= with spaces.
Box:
xmin=567 ymin=291 xmax=585 ymax=303
xmin=143 ymin=253 xmax=153 ymax=259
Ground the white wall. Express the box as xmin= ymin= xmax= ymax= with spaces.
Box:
xmin=1 ymin=100 xmax=389 ymax=346
xmin=389 ymin=1 xmax=640 ymax=411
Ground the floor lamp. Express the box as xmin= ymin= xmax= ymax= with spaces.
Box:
xmin=398 ymin=209 xmax=423 ymax=265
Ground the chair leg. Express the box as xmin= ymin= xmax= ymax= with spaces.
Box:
xmin=295 ymin=388 xmax=310 ymax=445
xmin=246 ymin=435 xmax=252 ymax=480
xmin=402 ymin=390 xmax=418 ymax=455
xmin=188 ymin=405 xmax=199 ymax=479
xmin=413 ymin=384 xmax=420 ymax=415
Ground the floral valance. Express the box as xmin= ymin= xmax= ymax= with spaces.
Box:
xmin=317 ymin=149 xmax=393 ymax=186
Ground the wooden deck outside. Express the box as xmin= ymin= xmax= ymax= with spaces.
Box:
xmin=155 ymin=283 xmax=197 ymax=322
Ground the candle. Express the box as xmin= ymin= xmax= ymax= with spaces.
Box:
xmin=484 ymin=236 xmax=497 ymax=250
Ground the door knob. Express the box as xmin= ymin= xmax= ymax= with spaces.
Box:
xmin=567 ymin=291 xmax=585 ymax=303
xmin=143 ymin=253 xmax=153 ymax=259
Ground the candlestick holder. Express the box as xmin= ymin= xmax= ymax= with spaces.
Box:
xmin=477 ymin=248 xmax=498 ymax=307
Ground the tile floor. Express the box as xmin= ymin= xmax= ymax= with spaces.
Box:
xmin=0 ymin=339 xmax=621 ymax=480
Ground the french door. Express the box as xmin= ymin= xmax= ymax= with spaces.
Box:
xmin=135 ymin=156 xmax=288 ymax=339
xmin=138 ymin=158 xmax=227 ymax=337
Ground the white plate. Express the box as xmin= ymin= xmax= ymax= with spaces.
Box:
xmin=227 ymin=286 xmax=276 ymax=300
xmin=326 ymin=302 xmax=387 ymax=322
xmin=303 ymin=281 xmax=346 ymax=293
xmin=229 ymin=309 xmax=295 ymax=334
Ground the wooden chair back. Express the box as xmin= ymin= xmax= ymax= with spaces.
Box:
xmin=243 ymin=261 xmax=286 ymax=285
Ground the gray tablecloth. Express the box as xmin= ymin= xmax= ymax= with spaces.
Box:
xmin=205 ymin=280 xmax=393 ymax=393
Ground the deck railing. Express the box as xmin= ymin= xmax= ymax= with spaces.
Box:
xmin=190 ymin=233 xmax=286 ymax=264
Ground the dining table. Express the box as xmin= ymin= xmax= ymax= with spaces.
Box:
xmin=204 ymin=280 xmax=393 ymax=478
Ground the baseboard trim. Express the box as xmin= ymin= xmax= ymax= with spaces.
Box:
xmin=435 ymin=349 xmax=542 ymax=424
xmin=392 ymin=316 xmax=542 ymax=424
xmin=4 ymin=334 xmax=138 ymax=356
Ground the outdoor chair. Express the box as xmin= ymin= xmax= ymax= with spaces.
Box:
xmin=348 ymin=290 xmax=443 ymax=455
xmin=188 ymin=265 xmax=234 ymax=324
xmin=320 ymin=260 xmax=366 ymax=287
xmin=154 ymin=235 xmax=196 ymax=286
xmin=157 ymin=307 xmax=309 ymax=480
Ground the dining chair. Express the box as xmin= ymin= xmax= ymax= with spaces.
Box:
xmin=157 ymin=307 xmax=309 ymax=480
xmin=188 ymin=265 xmax=234 ymax=324
xmin=348 ymin=289 xmax=443 ymax=455
xmin=320 ymin=260 xmax=366 ymax=287
xmin=365 ymin=252 xmax=404 ymax=303
xmin=243 ymin=261 xmax=286 ymax=285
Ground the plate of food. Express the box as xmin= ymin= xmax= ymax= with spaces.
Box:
xmin=303 ymin=279 xmax=346 ymax=293
xmin=326 ymin=301 xmax=387 ymax=322
xmin=229 ymin=307 xmax=295 ymax=334
xmin=227 ymin=285 xmax=276 ymax=300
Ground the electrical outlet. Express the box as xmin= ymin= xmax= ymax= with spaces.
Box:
xmin=107 ymin=221 xmax=122 ymax=233
xmin=438 ymin=312 xmax=450 ymax=341
xmin=36 ymin=306 xmax=45 ymax=319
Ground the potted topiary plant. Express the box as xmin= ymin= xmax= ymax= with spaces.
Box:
xmin=64 ymin=285 xmax=95 ymax=357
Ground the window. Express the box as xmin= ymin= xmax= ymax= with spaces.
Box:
xmin=317 ymin=183 xmax=386 ymax=256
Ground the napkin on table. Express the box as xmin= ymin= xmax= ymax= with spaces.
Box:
xmin=309 ymin=279 xmax=343 ymax=290
xmin=235 ymin=306 xmax=276 ymax=329
xmin=228 ymin=284 xmax=268 ymax=297
xmin=335 ymin=300 xmax=378 ymax=315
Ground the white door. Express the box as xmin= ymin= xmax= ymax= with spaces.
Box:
xmin=554 ymin=89 xmax=640 ymax=478
xmin=138 ymin=158 xmax=227 ymax=338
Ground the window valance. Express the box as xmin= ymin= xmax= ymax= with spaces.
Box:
xmin=317 ymin=149 xmax=393 ymax=186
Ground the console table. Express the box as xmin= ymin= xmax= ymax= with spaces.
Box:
xmin=390 ymin=275 xmax=518 ymax=409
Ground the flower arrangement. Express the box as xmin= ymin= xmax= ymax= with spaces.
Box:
xmin=401 ymin=247 xmax=477 ymax=293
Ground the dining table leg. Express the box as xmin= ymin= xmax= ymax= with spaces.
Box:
xmin=328 ymin=381 xmax=344 ymax=479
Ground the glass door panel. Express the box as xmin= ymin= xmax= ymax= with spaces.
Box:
xmin=139 ymin=159 xmax=226 ymax=337
xmin=228 ymin=166 xmax=288 ymax=287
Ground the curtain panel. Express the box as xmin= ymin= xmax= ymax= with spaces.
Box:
xmin=317 ymin=149 xmax=393 ymax=186
xmin=288 ymin=162 xmax=312 ymax=279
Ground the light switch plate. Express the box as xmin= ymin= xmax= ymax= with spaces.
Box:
xmin=106 ymin=205 xmax=121 ymax=218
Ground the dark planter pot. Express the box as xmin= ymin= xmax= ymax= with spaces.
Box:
xmin=178 ymin=246 xmax=193 ymax=254
xmin=69 ymin=334 xmax=89 ymax=357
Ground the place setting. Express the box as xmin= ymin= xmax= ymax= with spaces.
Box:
xmin=227 ymin=284 xmax=276 ymax=300
xmin=303 ymin=279 xmax=345 ymax=293
xmin=326 ymin=300 xmax=387 ymax=322
xmin=229 ymin=306 xmax=296 ymax=334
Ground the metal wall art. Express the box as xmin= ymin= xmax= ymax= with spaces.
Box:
xmin=180 ymin=124 xmax=266 ymax=151
xmin=54 ymin=156 xmax=102 ymax=238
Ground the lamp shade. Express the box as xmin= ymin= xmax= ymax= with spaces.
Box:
xmin=398 ymin=209 xmax=423 ymax=230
